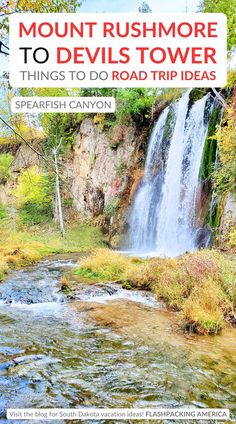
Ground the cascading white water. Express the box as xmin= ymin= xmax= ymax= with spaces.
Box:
xmin=128 ymin=90 xmax=211 ymax=257
xmin=128 ymin=107 xmax=169 ymax=251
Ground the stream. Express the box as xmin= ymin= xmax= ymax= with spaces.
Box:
xmin=0 ymin=257 xmax=236 ymax=423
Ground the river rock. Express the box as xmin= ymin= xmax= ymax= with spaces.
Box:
xmin=13 ymin=354 xmax=46 ymax=365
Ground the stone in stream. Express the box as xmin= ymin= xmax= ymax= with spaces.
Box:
xmin=63 ymin=283 xmax=119 ymax=300
xmin=12 ymin=354 xmax=46 ymax=365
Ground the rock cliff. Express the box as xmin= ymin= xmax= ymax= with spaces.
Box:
xmin=71 ymin=118 xmax=149 ymax=245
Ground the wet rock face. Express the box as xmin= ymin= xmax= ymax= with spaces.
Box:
xmin=195 ymin=226 xmax=212 ymax=249
xmin=72 ymin=118 xmax=146 ymax=220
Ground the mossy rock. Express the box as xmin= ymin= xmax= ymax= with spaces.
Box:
xmin=188 ymin=88 xmax=208 ymax=110
xmin=199 ymin=106 xmax=222 ymax=182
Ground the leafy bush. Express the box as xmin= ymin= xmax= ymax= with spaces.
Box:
xmin=200 ymin=0 xmax=236 ymax=54
xmin=182 ymin=279 xmax=225 ymax=334
xmin=0 ymin=153 xmax=13 ymax=183
xmin=115 ymin=88 xmax=155 ymax=125
xmin=15 ymin=166 xmax=53 ymax=225
xmin=19 ymin=202 xmax=52 ymax=225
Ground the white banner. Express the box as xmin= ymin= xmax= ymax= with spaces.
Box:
xmin=7 ymin=408 xmax=230 ymax=420
xmin=9 ymin=13 xmax=227 ymax=88
xmin=11 ymin=97 xmax=116 ymax=113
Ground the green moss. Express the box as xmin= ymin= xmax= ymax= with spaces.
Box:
xmin=162 ymin=106 xmax=175 ymax=143
xmin=207 ymin=196 xmax=223 ymax=229
xmin=199 ymin=107 xmax=221 ymax=181
xmin=188 ymin=88 xmax=207 ymax=109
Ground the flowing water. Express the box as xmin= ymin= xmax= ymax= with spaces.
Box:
xmin=0 ymin=258 xmax=236 ymax=423
xmin=129 ymin=91 xmax=213 ymax=257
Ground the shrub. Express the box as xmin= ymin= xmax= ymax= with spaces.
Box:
xmin=114 ymin=88 xmax=155 ymax=125
xmin=19 ymin=202 xmax=52 ymax=225
xmin=0 ymin=153 xmax=13 ymax=183
xmin=182 ymin=279 xmax=225 ymax=334
xmin=15 ymin=166 xmax=53 ymax=225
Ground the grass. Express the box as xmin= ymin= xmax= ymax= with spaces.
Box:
xmin=73 ymin=248 xmax=236 ymax=335
xmin=74 ymin=248 xmax=135 ymax=282
xmin=0 ymin=223 xmax=105 ymax=282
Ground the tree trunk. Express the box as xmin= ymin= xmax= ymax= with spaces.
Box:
xmin=53 ymin=150 xmax=65 ymax=238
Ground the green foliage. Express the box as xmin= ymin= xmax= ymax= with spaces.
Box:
xmin=154 ymin=88 xmax=184 ymax=105
xmin=116 ymin=161 xmax=126 ymax=176
xmin=104 ymin=197 xmax=120 ymax=217
xmin=19 ymin=203 xmax=52 ymax=225
xmin=79 ymin=88 xmax=155 ymax=126
xmin=199 ymin=106 xmax=221 ymax=181
xmin=213 ymin=107 xmax=236 ymax=194
xmin=114 ymin=89 xmax=155 ymax=125
xmin=43 ymin=113 xmax=77 ymax=153
xmin=0 ymin=74 xmax=44 ymax=143
xmin=199 ymin=0 xmax=236 ymax=54
xmin=0 ymin=0 xmax=82 ymax=34
xmin=208 ymin=196 xmax=223 ymax=228
xmin=31 ymin=224 xmax=106 ymax=254
xmin=162 ymin=107 xmax=175 ymax=143
xmin=0 ymin=153 xmax=13 ymax=183
xmin=188 ymin=88 xmax=207 ymax=108
xmin=0 ymin=204 xmax=7 ymax=221
xmin=19 ymin=87 xmax=81 ymax=152
xmin=15 ymin=166 xmax=53 ymax=225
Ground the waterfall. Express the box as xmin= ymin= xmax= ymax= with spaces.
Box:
xmin=128 ymin=90 xmax=211 ymax=257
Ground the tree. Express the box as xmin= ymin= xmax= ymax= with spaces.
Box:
xmin=0 ymin=0 xmax=82 ymax=15
xmin=52 ymin=137 xmax=65 ymax=238
xmin=138 ymin=1 xmax=152 ymax=13
xmin=0 ymin=0 xmax=83 ymax=39
xmin=0 ymin=73 xmax=44 ymax=144
xmin=199 ymin=0 xmax=236 ymax=54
